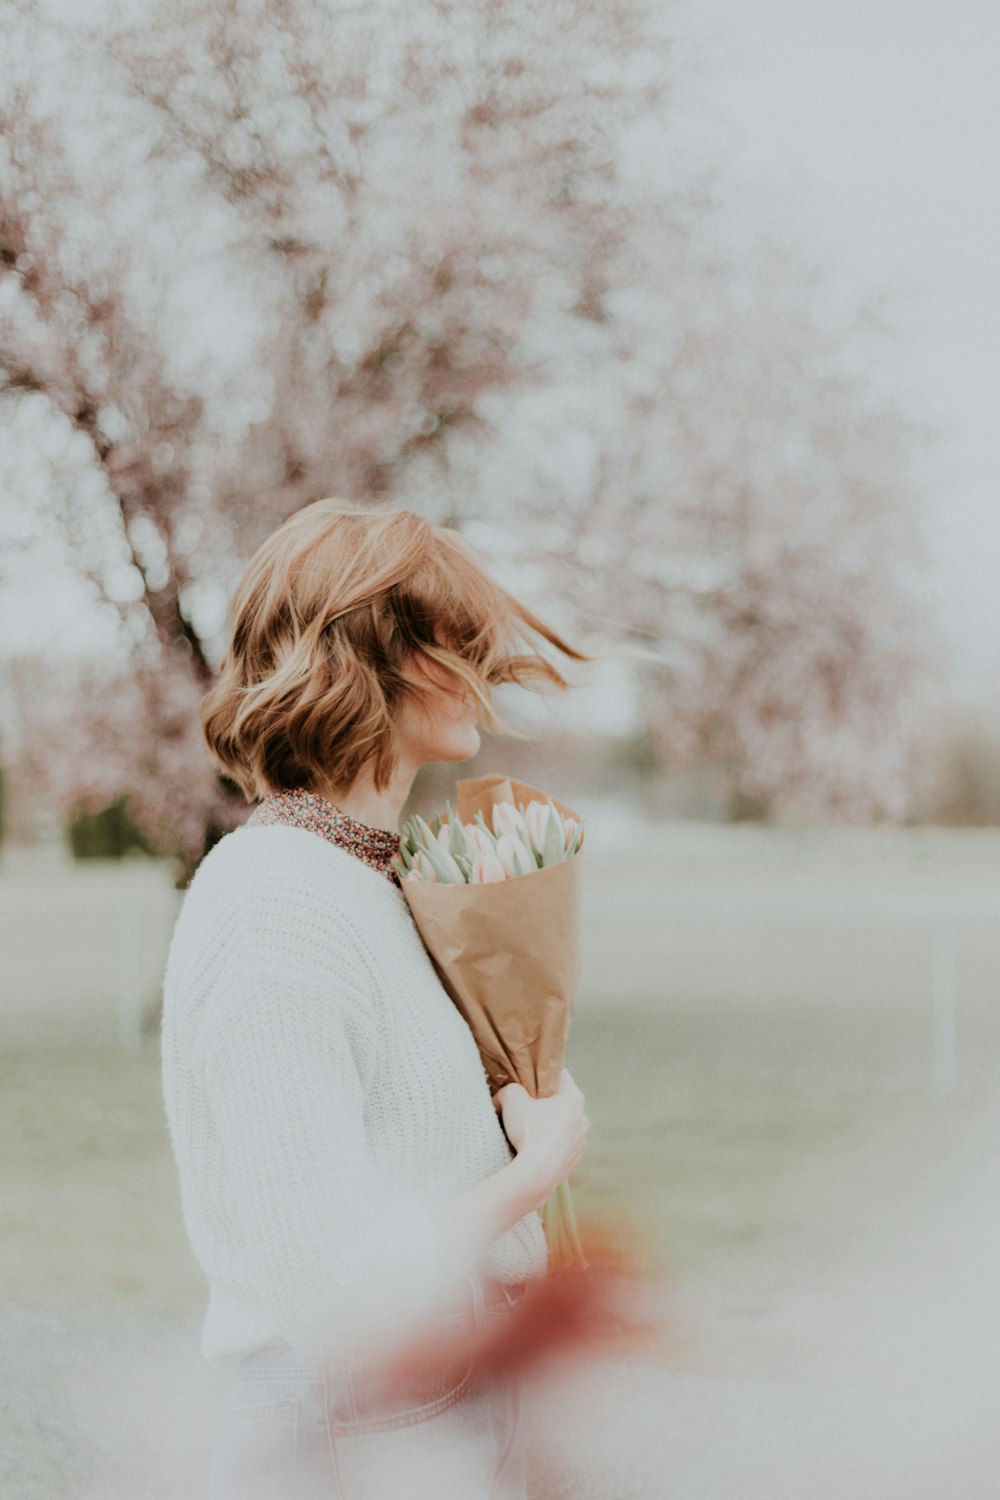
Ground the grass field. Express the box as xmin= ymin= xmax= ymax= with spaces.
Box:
xmin=4 ymin=996 xmax=1000 ymax=1498
xmin=3 ymin=1007 xmax=990 ymax=1326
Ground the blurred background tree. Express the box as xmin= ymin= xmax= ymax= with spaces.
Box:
xmin=0 ymin=0 xmax=942 ymax=872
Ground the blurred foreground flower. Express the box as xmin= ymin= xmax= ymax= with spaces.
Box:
xmin=353 ymin=1215 xmax=672 ymax=1410
xmin=395 ymin=774 xmax=587 ymax=1270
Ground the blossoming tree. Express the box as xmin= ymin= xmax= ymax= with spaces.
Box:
xmin=0 ymin=0 xmax=940 ymax=867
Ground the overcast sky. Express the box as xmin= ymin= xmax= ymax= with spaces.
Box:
xmin=3 ymin=0 xmax=998 ymax=729
xmin=678 ymin=0 xmax=1000 ymax=707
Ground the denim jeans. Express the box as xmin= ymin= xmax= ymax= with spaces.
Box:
xmin=207 ymin=1276 xmax=528 ymax=1500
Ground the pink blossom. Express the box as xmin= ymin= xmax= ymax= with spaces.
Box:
xmin=0 ymin=0 xmax=941 ymax=863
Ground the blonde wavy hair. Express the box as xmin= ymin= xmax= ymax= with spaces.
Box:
xmin=201 ymin=499 xmax=593 ymax=802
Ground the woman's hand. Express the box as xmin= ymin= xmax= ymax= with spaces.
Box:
xmin=493 ymin=1067 xmax=589 ymax=1203
xmin=435 ymin=1070 xmax=588 ymax=1269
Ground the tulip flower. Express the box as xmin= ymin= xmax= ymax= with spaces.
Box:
xmin=471 ymin=850 xmax=507 ymax=884
xmin=410 ymin=816 xmax=465 ymax=882
xmin=541 ymin=800 xmax=567 ymax=866
xmin=435 ymin=845 xmax=467 ymax=882
xmin=491 ymin=801 xmax=531 ymax=845
xmin=413 ymin=850 xmax=438 ymax=881
xmin=465 ymin=823 xmax=497 ymax=856
xmin=494 ymin=833 xmax=535 ymax=879
xmin=444 ymin=811 xmax=471 ymax=864
xmin=523 ymin=800 xmax=550 ymax=856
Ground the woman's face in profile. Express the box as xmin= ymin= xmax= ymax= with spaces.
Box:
xmin=396 ymin=648 xmax=482 ymax=768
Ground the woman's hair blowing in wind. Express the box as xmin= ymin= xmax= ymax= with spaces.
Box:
xmin=201 ymin=499 xmax=593 ymax=801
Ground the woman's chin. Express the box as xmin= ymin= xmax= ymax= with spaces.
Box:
xmin=438 ymin=725 xmax=481 ymax=762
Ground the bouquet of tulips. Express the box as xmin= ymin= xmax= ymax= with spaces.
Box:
xmin=399 ymin=796 xmax=584 ymax=886
xmin=393 ymin=774 xmax=587 ymax=1273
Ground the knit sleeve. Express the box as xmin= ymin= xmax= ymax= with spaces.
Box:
xmin=194 ymin=904 xmax=474 ymax=1366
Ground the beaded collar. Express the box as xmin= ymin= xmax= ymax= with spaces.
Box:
xmin=245 ymin=787 xmax=402 ymax=887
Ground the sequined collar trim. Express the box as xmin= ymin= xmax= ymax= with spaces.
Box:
xmin=245 ymin=787 xmax=402 ymax=887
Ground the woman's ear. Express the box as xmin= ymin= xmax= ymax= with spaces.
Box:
xmin=399 ymin=647 xmax=439 ymax=690
xmin=412 ymin=645 xmax=464 ymax=697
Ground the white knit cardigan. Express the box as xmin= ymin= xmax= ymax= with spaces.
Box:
xmin=160 ymin=821 xmax=548 ymax=1366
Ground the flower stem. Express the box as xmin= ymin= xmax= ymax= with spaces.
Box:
xmin=541 ymin=1179 xmax=588 ymax=1272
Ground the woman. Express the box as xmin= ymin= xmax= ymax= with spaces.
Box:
xmin=160 ymin=499 xmax=591 ymax=1500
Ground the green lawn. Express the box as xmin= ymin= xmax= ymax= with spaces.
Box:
xmin=3 ymin=1003 xmax=999 ymax=1500
xmin=2 ymin=1002 xmax=993 ymax=1349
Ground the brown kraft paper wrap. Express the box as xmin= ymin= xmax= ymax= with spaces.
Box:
xmin=399 ymin=774 xmax=583 ymax=1101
